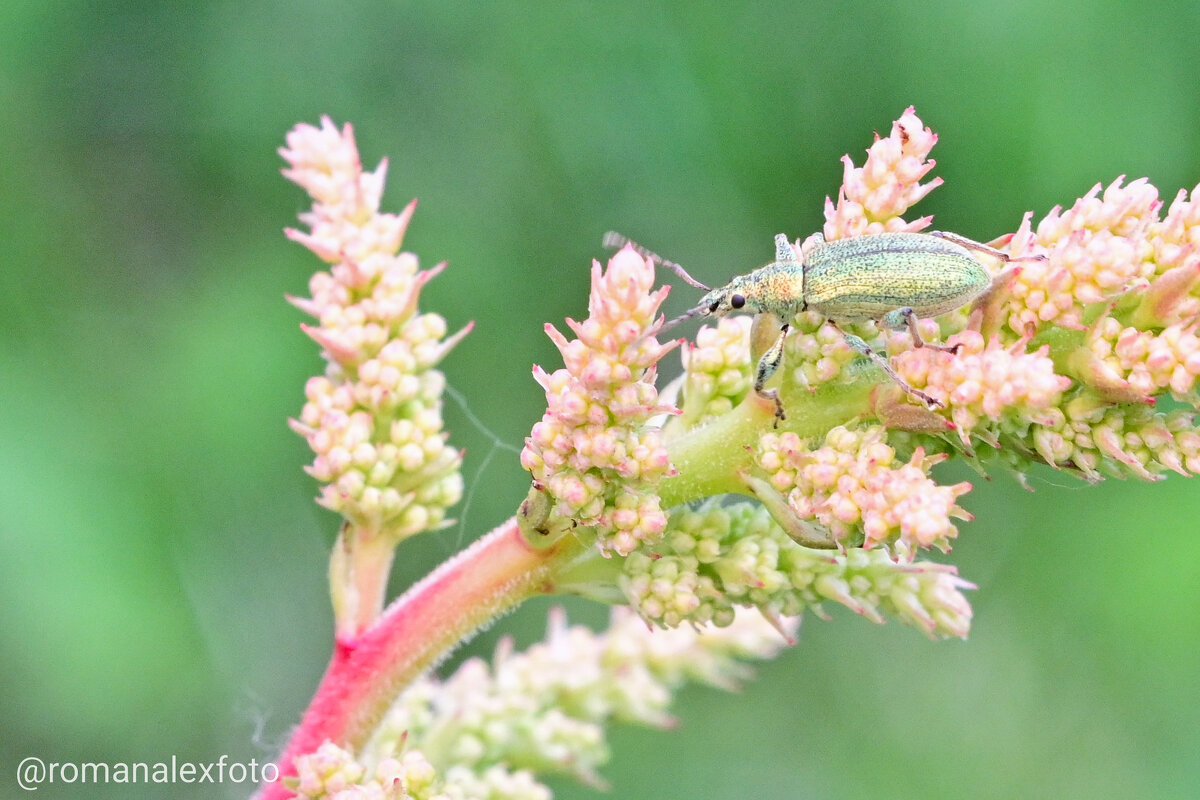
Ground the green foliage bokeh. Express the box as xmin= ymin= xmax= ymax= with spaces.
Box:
xmin=1 ymin=2 xmax=1199 ymax=798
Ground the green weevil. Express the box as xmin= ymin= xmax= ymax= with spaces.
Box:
xmin=604 ymin=230 xmax=1040 ymax=421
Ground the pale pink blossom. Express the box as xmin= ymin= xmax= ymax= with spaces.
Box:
xmin=521 ymin=247 xmax=678 ymax=556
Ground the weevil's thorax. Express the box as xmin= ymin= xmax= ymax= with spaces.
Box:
xmin=701 ymin=260 xmax=806 ymax=319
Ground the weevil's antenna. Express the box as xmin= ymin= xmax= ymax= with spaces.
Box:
xmin=657 ymin=303 xmax=710 ymax=334
xmin=603 ymin=231 xmax=711 ymax=291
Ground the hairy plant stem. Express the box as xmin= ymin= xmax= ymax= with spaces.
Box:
xmin=661 ymin=377 xmax=871 ymax=505
xmin=255 ymin=516 xmax=584 ymax=800
xmin=329 ymin=522 xmax=396 ymax=642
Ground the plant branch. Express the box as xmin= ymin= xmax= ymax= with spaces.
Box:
xmin=255 ymin=516 xmax=584 ymax=800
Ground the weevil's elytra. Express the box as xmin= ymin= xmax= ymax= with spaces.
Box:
xmin=803 ymin=233 xmax=990 ymax=321
xmin=603 ymin=229 xmax=1040 ymax=424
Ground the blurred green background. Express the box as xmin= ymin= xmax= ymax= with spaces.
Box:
xmin=2 ymin=1 xmax=1199 ymax=798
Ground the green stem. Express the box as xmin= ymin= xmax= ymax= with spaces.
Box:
xmin=661 ymin=379 xmax=871 ymax=505
xmin=329 ymin=522 xmax=397 ymax=642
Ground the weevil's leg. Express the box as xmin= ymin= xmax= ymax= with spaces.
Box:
xmin=881 ymin=307 xmax=961 ymax=354
xmin=740 ymin=472 xmax=837 ymax=549
xmin=929 ymin=230 xmax=1048 ymax=264
xmin=754 ymin=322 xmax=789 ymax=425
xmin=829 ymin=321 xmax=943 ymax=408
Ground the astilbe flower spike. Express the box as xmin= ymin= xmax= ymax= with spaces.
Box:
xmin=821 ymin=105 xmax=942 ymax=240
xmin=519 ymin=247 xmax=678 ymax=556
xmin=281 ymin=116 xmax=470 ymax=638
xmin=619 ymin=503 xmax=973 ymax=638
xmin=262 ymin=109 xmax=1200 ymax=800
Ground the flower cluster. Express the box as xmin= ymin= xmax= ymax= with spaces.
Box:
xmin=889 ymin=330 xmax=1072 ymax=448
xmin=1087 ymin=318 xmax=1200 ymax=400
xmin=755 ymin=425 xmax=971 ymax=555
xmin=1002 ymin=177 xmax=1200 ymax=405
xmin=290 ymin=742 xmax=441 ymax=800
xmin=782 ymin=313 xmax=869 ymax=391
xmin=819 ymin=105 xmax=942 ymax=241
xmin=520 ymin=248 xmax=677 ymax=556
xmin=289 ymin=608 xmax=790 ymax=800
xmin=985 ymin=178 xmax=1200 ymax=478
xmin=1004 ymin=177 xmax=1161 ymax=333
xmin=1031 ymin=401 xmax=1200 ymax=481
xmin=672 ymin=316 xmax=754 ymax=429
xmin=282 ymin=117 xmax=467 ymax=541
xmin=620 ymin=503 xmax=973 ymax=638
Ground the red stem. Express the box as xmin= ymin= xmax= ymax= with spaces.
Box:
xmin=254 ymin=516 xmax=575 ymax=799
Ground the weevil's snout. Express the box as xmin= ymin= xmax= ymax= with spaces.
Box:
xmin=656 ymin=282 xmax=749 ymax=337
xmin=698 ymin=285 xmax=749 ymax=317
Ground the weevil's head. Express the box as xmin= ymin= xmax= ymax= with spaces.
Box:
xmin=697 ymin=278 xmax=760 ymax=318
xmin=656 ymin=235 xmax=805 ymax=335
xmin=700 ymin=260 xmax=809 ymax=318
xmin=657 ymin=280 xmax=759 ymax=334
xmin=696 ymin=235 xmax=805 ymax=319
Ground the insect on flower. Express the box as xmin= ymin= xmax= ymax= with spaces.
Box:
xmin=605 ymin=230 xmax=1044 ymax=422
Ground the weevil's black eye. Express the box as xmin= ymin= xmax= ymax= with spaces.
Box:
xmin=730 ymin=294 xmax=746 ymax=309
